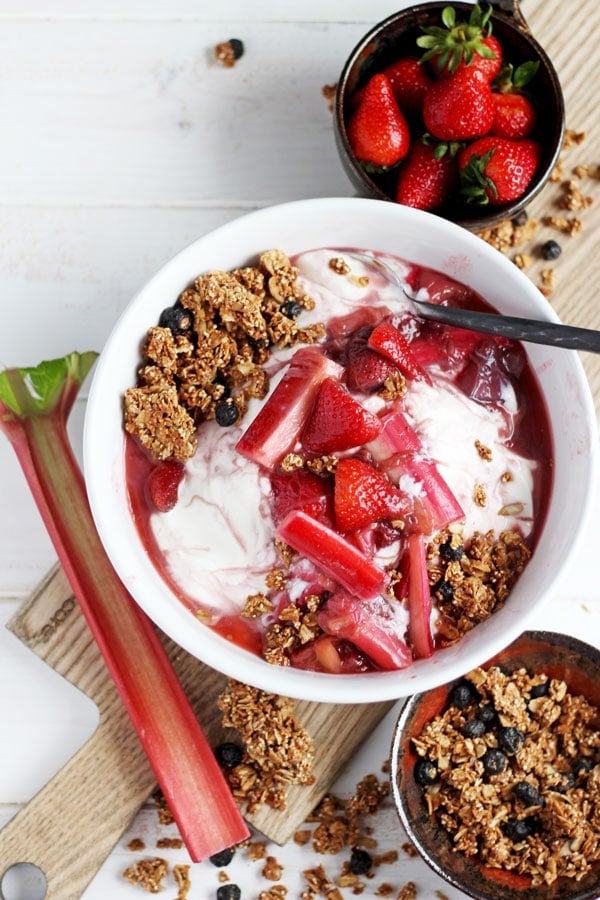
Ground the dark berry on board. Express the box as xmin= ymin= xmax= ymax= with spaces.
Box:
xmin=511 ymin=209 xmax=528 ymax=227
xmin=215 ymin=741 xmax=244 ymax=768
xmin=280 ymin=299 xmax=303 ymax=319
xmin=228 ymin=38 xmax=244 ymax=60
xmin=476 ymin=702 xmax=498 ymax=730
xmin=158 ymin=305 xmax=193 ymax=335
xmin=210 ymin=847 xmax=236 ymax=867
xmin=482 ymin=748 xmax=507 ymax=775
xmin=529 ymin=680 xmax=549 ymax=698
xmin=448 ymin=681 xmax=478 ymax=709
xmin=349 ymin=848 xmax=372 ymax=875
xmin=461 ymin=717 xmax=486 ymax=738
xmin=439 ymin=539 xmax=463 ymax=561
xmin=514 ymin=781 xmax=544 ymax=807
xmin=498 ymin=726 xmax=526 ymax=755
xmin=541 ymin=239 xmax=562 ymax=261
xmin=414 ymin=757 xmax=439 ymax=785
xmin=502 ymin=817 xmax=536 ymax=841
xmin=435 ymin=578 xmax=454 ymax=602
xmin=215 ymin=399 xmax=240 ymax=427
xmin=217 ymin=886 xmax=242 ymax=900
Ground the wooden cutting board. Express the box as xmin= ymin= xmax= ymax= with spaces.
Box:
xmin=0 ymin=565 xmax=394 ymax=899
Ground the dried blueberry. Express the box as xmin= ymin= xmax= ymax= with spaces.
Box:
xmin=573 ymin=758 xmax=593 ymax=778
xmin=210 ymin=847 xmax=235 ymax=867
xmin=228 ymin=38 xmax=244 ymax=60
xmin=349 ymin=848 xmax=372 ymax=875
xmin=511 ymin=210 xmax=528 ymax=227
xmin=414 ymin=757 xmax=438 ymax=785
xmin=439 ymin=539 xmax=463 ymax=561
xmin=514 ymin=781 xmax=544 ymax=807
xmin=541 ymin=239 xmax=562 ymax=261
xmin=461 ymin=717 xmax=486 ymax=738
xmin=482 ymin=748 xmax=507 ymax=775
xmin=502 ymin=817 xmax=536 ymax=841
xmin=498 ymin=726 xmax=525 ymax=755
xmin=216 ymin=741 xmax=244 ymax=768
xmin=435 ymin=579 xmax=454 ymax=603
xmin=159 ymin=305 xmax=193 ymax=335
xmin=476 ymin=703 xmax=498 ymax=730
xmin=215 ymin=399 xmax=240 ymax=427
xmin=217 ymin=886 xmax=242 ymax=900
xmin=449 ymin=681 xmax=478 ymax=710
xmin=529 ymin=680 xmax=549 ymax=698
xmin=280 ymin=299 xmax=303 ymax=319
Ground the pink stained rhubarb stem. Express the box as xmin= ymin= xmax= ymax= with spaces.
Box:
xmin=0 ymin=353 xmax=249 ymax=861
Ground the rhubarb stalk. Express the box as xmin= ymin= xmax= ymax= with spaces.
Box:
xmin=0 ymin=352 xmax=249 ymax=861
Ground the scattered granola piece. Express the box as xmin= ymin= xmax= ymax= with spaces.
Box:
xmin=214 ymin=38 xmax=244 ymax=67
xmin=259 ymin=887 xmax=288 ymax=900
xmin=173 ymin=864 xmax=191 ymax=900
xmin=474 ymin=483 xmax=487 ymax=507
xmin=294 ymin=829 xmax=312 ymax=846
xmin=156 ymin=837 xmax=184 ymax=849
xmin=474 ymin=440 xmax=492 ymax=462
xmin=152 ymin=789 xmax=175 ymax=826
xmin=127 ymin=838 xmax=146 ymax=851
xmin=262 ymin=855 xmax=284 ymax=881
xmin=247 ymin=841 xmax=269 ymax=861
xmin=329 ymin=256 xmax=351 ymax=275
xmin=122 ymin=857 xmax=168 ymax=894
xmin=397 ymin=884 xmax=418 ymax=900
xmin=322 ymin=83 xmax=337 ymax=112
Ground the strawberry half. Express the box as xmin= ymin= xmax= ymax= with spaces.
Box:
xmin=301 ymin=377 xmax=382 ymax=455
xmin=146 ymin=459 xmax=184 ymax=512
xmin=270 ymin=468 xmax=333 ymax=526
xmin=347 ymin=73 xmax=411 ymax=169
xmin=236 ymin=347 xmax=343 ymax=469
xmin=396 ymin=139 xmax=459 ymax=211
xmin=344 ymin=325 xmax=398 ymax=393
xmin=334 ymin=457 xmax=408 ymax=533
xmin=367 ymin=321 xmax=432 ymax=384
xmin=276 ymin=509 xmax=389 ymax=601
xmin=423 ymin=67 xmax=495 ymax=141
xmin=459 ymin=136 xmax=541 ymax=205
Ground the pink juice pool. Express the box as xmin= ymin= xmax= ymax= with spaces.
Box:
xmin=124 ymin=248 xmax=553 ymax=673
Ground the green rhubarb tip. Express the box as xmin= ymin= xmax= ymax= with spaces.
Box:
xmin=0 ymin=351 xmax=98 ymax=417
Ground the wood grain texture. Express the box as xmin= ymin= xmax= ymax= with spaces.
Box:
xmin=0 ymin=566 xmax=393 ymax=899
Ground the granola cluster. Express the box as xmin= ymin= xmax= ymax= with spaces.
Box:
xmin=123 ymin=250 xmax=323 ymax=461
xmin=217 ymin=680 xmax=316 ymax=813
xmin=412 ymin=665 xmax=600 ymax=886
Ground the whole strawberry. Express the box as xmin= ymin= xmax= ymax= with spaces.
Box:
xmin=347 ymin=73 xmax=410 ymax=169
xmin=417 ymin=3 xmax=503 ymax=81
xmin=458 ymin=136 xmax=541 ymax=205
xmin=423 ymin=67 xmax=495 ymax=141
xmin=396 ymin=140 xmax=458 ymax=210
xmin=382 ymin=56 xmax=433 ymax=118
xmin=491 ymin=91 xmax=536 ymax=139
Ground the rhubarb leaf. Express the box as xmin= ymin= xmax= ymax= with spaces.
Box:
xmin=0 ymin=352 xmax=97 ymax=418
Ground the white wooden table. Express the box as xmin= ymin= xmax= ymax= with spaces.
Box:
xmin=1 ymin=2 xmax=599 ymax=898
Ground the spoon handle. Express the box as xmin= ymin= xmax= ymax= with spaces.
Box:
xmin=414 ymin=299 xmax=600 ymax=354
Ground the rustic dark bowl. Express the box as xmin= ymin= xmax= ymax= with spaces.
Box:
xmin=390 ymin=630 xmax=600 ymax=900
xmin=334 ymin=1 xmax=565 ymax=231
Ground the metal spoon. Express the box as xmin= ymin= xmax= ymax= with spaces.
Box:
xmin=349 ymin=252 xmax=600 ymax=354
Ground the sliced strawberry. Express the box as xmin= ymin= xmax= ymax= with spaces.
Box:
xmin=345 ymin=326 xmax=398 ymax=393
xmin=327 ymin=306 xmax=391 ymax=345
xmin=367 ymin=321 xmax=432 ymax=384
xmin=236 ymin=347 xmax=343 ymax=470
xmin=275 ymin=509 xmax=388 ymax=601
xmin=146 ymin=459 xmax=184 ymax=512
xmin=318 ymin=591 xmax=413 ymax=671
xmin=300 ymin=377 xmax=382 ymax=455
xmin=334 ymin=457 xmax=408 ymax=533
xmin=402 ymin=533 xmax=434 ymax=659
xmin=270 ymin=468 xmax=333 ymax=526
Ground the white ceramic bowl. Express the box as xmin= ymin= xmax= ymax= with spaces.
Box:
xmin=83 ymin=197 xmax=598 ymax=704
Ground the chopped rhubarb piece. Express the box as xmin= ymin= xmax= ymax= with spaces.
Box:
xmin=301 ymin=378 xmax=382 ymax=455
xmin=368 ymin=408 xmax=422 ymax=458
xmin=275 ymin=509 xmax=388 ymax=601
xmin=290 ymin=636 xmax=373 ymax=674
xmin=318 ymin=591 xmax=413 ymax=671
xmin=270 ymin=467 xmax=333 ymax=525
xmin=334 ymin=457 xmax=408 ymax=533
xmin=403 ymin=533 xmax=434 ymax=659
xmin=236 ymin=347 xmax=343 ymax=470
xmin=367 ymin=321 xmax=431 ymax=384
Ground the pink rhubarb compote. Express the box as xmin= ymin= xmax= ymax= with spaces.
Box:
xmin=125 ymin=248 xmax=552 ymax=673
